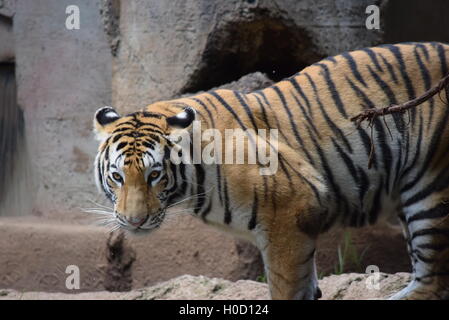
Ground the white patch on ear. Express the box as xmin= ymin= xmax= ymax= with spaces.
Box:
xmin=167 ymin=107 xmax=196 ymax=129
xmin=176 ymin=110 xmax=189 ymax=120
xmin=93 ymin=106 xmax=121 ymax=142
xmin=104 ymin=110 xmax=119 ymax=119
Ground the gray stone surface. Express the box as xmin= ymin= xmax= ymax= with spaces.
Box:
xmin=14 ymin=0 xmax=112 ymax=219
xmin=0 ymin=0 xmax=16 ymax=18
xmin=109 ymin=0 xmax=383 ymax=113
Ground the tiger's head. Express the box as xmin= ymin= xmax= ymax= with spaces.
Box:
xmin=92 ymin=103 xmax=195 ymax=234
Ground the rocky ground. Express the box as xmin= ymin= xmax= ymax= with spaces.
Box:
xmin=0 ymin=273 xmax=411 ymax=300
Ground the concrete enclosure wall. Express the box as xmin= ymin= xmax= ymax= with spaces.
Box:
xmin=14 ymin=0 xmax=112 ymax=218
xmin=109 ymin=0 xmax=384 ymax=112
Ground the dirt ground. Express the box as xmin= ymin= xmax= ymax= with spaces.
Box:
xmin=0 ymin=215 xmax=410 ymax=293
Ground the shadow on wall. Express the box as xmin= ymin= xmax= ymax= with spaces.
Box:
xmin=0 ymin=63 xmax=33 ymax=217
xmin=181 ymin=16 xmax=323 ymax=94
xmin=383 ymin=0 xmax=449 ymax=44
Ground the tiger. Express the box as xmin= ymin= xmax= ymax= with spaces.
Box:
xmin=93 ymin=42 xmax=449 ymax=300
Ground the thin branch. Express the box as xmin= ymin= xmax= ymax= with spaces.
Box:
xmin=351 ymin=72 xmax=449 ymax=126
xmin=350 ymin=72 xmax=449 ymax=169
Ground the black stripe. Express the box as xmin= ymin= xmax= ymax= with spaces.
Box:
xmin=141 ymin=111 xmax=163 ymax=119
xmin=342 ymin=51 xmax=367 ymax=87
xmin=116 ymin=142 xmax=128 ymax=151
xmin=271 ymin=86 xmax=315 ymax=164
xmin=412 ymin=44 xmax=432 ymax=140
xmin=414 ymin=46 xmax=431 ymax=91
xmin=215 ymin=164 xmax=223 ymax=206
xmin=165 ymin=160 xmax=179 ymax=194
xmin=331 ymin=138 xmax=358 ymax=182
xmin=403 ymin=163 xmax=449 ymax=207
xmin=255 ymin=91 xmax=294 ymax=148
xmin=112 ymin=126 xmax=133 ymax=134
xmin=276 ymin=155 xmax=294 ymax=190
xmin=191 ymin=97 xmax=215 ymax=128
xmin=287 ymin=77 xmax=314 ymax=119
xmin=223 ymin=177 xmax=232 ymax=224
xmin=314 ymin=63 xmax=348 ymax=118
xmin=253 ymin=94 xmax=271 ymax=128
xmin=378 ymin=53 xmax=398 ymax=83
xmin=356 ymin=166 xmax=370 ymax=211
xmin=138 ymin=126 xmax=165 ymax=136
xmin=209 ymin=91 xmax=249 ymax=131
xmin=309 ymin=133 xmax=348 ymax=215
xmin=384 ymin=45 xmax=416 ymax=122
xmin=346 ymin=75 xmax=397 ymax=181
xmin=365 ymin=65 xmax=399 ymax=105
xmin=356 ymin=127 xmax=378 ymax=170
xmin=104 ymin=146 xmax=110 ymax=161
xmin=167 ymin=162 xmax=187 ymax=204
xmin=248 ymin=190 xmax=258 ymax=230
xmin=417 ymin=242 xmax=447 ymax=251
xmin=406 ymin=202 xmax=449 ymax=224
xmin=361 ymin=66 xmax=401 ymax=183
xmin=305 ymin=73 xmax=353 ymax=152
xmin=434 ymin=42 xmax=448 ymax=75
xmin=290 ymin=90 xmax=321 ymax=138
xmin=234 ymin=91 xmax=258 ymax=131
xmin=398 ymin=112 xmax=423 ymax=182
xmin=141 ymin=140 xmax=155 ymax=150
xmin=200 ymin=198 xmax=212 ymax=221
xmin=392 ymin=138 xmax=403 ymax=188
xmin=411 ymin=228 xmax=449 ymax=240
xmin=401 ymin=99 xmax=449 ymax=193
xmin=362 ymin=48 xmax=383 ymax=72
xmin=112 ymin=133 xmax=124 ymax=143
xmin=417 ymin=43 xmax=430 ymax=60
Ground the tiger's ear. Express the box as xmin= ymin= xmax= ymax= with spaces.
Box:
xmin=167 ymin=107 xmax=196 ymax=129
xmin=93 ymin=107 xmax=121 ymax=141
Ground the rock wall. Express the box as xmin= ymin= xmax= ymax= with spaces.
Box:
xmin=12 ymin=0 xmax=112 ymax=218
xmin=106 ymin=0 xmax=383 ymax=112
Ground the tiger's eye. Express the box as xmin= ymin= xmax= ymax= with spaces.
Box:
xmin=150 ymin=171 xmax=160 ymax=180
xmin=112 ymin=172 xmax=122 ymax=182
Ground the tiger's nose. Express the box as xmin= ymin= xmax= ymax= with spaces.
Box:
xmin=119 ymin=214 xmax=149 ymax=227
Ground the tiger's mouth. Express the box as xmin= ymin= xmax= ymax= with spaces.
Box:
xmin=116 ymin=210 xmax=166 ymax=234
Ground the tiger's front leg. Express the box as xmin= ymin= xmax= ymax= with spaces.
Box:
xmin=257 ymin=221 xmax=321 ymax=300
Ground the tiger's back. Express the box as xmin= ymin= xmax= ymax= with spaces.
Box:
xmin=253 ymin=42 xmax=449 ymax=228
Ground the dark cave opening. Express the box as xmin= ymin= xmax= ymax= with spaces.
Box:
xmin=181 ymin=17 xmax=323 ymax=93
